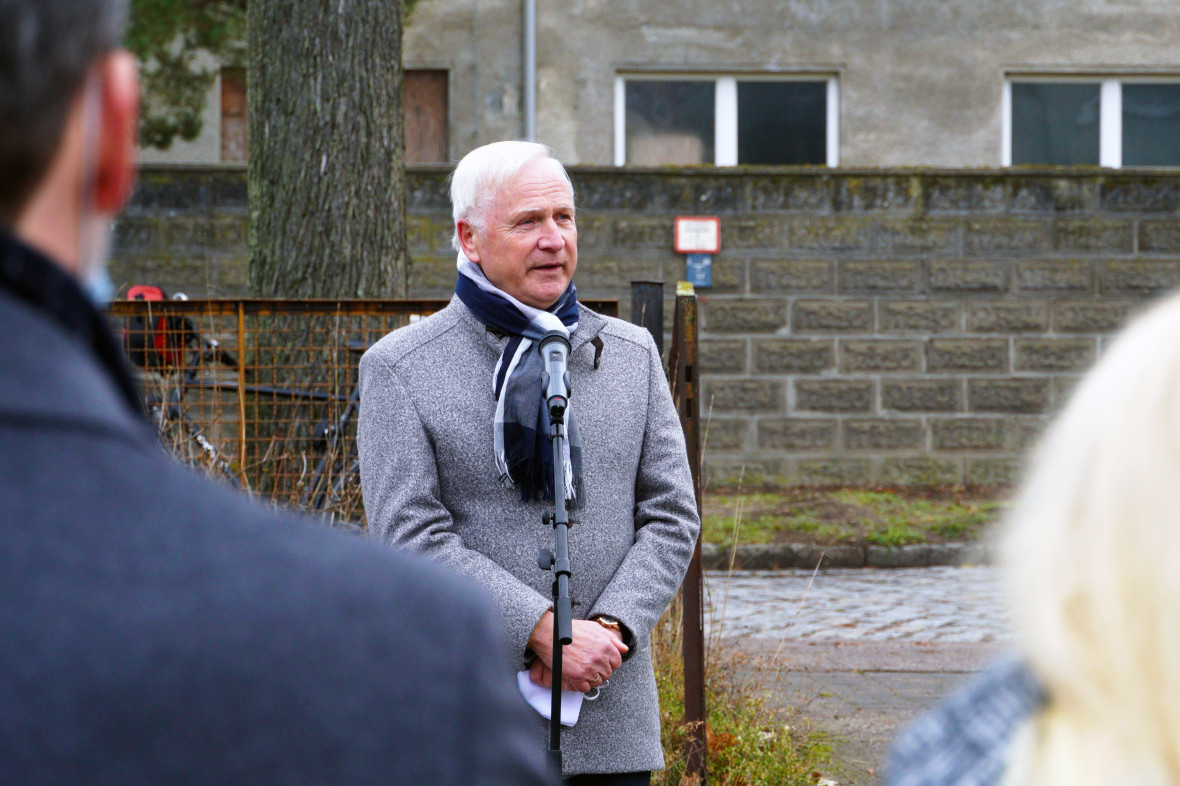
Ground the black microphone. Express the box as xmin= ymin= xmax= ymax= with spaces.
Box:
xmin=538 ymin=330 xmax=571 ymax=418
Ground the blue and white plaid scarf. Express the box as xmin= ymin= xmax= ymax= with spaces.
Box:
xmin=455 ymin=256 xmax=584 ymax=508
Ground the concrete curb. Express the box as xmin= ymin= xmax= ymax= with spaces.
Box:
xmin=701 ymin=541 xmax=993 ymax=570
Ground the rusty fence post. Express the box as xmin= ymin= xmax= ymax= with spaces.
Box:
xmin=236 ymin=301 xmax=249 ymax=488
xmin=630 ymin=280 xmax=664 ymax=356
xmin=669 ymin=281 xmax=706 ymax=784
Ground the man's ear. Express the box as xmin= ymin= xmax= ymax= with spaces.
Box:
xmin=92 ymin=50 xmax=139 ymax=215
xmin=456 ymin=219 xmax=481 ymax=264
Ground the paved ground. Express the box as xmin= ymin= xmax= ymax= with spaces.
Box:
xmin=704 ymin=568 xmax=1012 ymax=785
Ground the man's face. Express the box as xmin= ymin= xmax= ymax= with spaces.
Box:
xmin=459 ymin=158 xmax=577 ymax=310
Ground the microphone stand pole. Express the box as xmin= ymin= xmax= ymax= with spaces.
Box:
xmin=537 ymin=333 xmax=573 ymax=775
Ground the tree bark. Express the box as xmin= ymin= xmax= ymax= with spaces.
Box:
xmin=248 ymin=0 xmax=408 ymax=298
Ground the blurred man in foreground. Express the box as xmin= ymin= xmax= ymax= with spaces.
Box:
xmin=0 ymin=2 xmax=552 ymax=782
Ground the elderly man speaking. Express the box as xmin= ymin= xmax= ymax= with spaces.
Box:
xmin=358 ymin=141 xmax=699 ymax=783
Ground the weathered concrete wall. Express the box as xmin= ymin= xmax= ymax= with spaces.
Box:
xmin=137 ymin=0 xmax=1180 ymax=167
xmin=113 ymin=165 xmax=1180 ymax=486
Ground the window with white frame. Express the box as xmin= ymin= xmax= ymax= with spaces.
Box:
xmin=1004 ymin=77 xmax=1180 ymax=167
xmin=614 ymin=75 xmax=839 ymax=167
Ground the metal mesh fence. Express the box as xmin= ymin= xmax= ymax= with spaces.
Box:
xmin=108 ymin=297 xmax=618 ymax=530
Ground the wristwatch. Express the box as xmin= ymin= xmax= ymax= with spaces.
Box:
xmin=592 ymin=615 xmax=622 ymax=632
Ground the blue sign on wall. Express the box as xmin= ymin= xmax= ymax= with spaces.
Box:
xmin=685 ymin=254 xmax=712 ymax=288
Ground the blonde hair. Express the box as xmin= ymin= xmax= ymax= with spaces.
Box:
xmin=1000 ymin=290 xmax=1180 ymax=786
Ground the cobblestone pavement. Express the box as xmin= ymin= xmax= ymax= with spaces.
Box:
xmin=705 ymin=566 xmax=1012 ymax=643
xmin=704 ymin=567 xmax=1013 ymax=785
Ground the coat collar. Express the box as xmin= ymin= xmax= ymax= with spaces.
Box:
xmin=450 ymin=294 xmax=607 ymax=356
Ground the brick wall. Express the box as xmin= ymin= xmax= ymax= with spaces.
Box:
xmin=114 ymin=166 xmax=1180 ymax=487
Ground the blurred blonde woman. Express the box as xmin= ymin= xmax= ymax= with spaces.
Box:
xmin=888 ymin=290 xmax=1180 ymax=786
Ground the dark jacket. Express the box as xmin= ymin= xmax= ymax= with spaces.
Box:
xmin=0 ymin=229 xmax=554 ymax=785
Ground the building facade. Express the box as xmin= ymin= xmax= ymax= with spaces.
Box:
xmin=143 ymin=0 xmax=1180 ymax=169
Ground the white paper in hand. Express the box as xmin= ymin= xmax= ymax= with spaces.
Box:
xmin=517 ymin=670 xmax=583 ymax=726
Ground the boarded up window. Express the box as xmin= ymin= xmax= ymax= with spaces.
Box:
xmin=221 ymin=69 xmax=247 ymax=163
xmin=218 ymin=68 xmax=447 ymax=164
xmin=405 ymin=70 xmax=448 ymax=164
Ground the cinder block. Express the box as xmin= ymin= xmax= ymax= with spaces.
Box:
xmin=834 ymin=176 xmax=916 ymax=212
xmin=704 ymin=379 xmax=784 ymax=412
xmin=1053 ymin=300 xmax=1142 ymax=333
xmin=879 ymin=457 xmax=961 ymax=487
xmin=844 ymin=419 xmax=925 ymax=450
xmin=753 ymin=339 xmax=835 ymax=373
xmin=795 ymin=458 xmax=874 ymax=486
xmin=130 ymin=170 xmax=209 ymax=211
xmin=209 ymin=171 xmax=248 ymax=210
xmin=682 ymin=177 xmax=746 ymax=212
xmin=791 ymin=300 xmax=873 ymax=332
xmin=927 ymin=339 xmax=1008 ymax=372
xmin=113 ymin=216 xmax=162 ymax=254
xmin=928 ymin=260 xmax=1008 ymax=293
xmin=930 ymin=418 xmax=1006 ymax=450
xmin=838 ymin=261 xmax=923 ymax=293
xmin=206 ymin=216 xmax=245 ymax=252
xmin=966 ymin=458 xmax=1026 ymax=487
xmin=702 ymin=458 xmax=784 ymax=488
xmin=1010 ymin=417 xmax=1049 ymax=450
xmin=572 ymin=214 xmax=612 ymax=250
xmin=873 ymin=218 xmax=960 ymax=255
xmin=406 ymin=216 xmax=453 ymax=255
xmin=794 ymin=379 xmax=874 ymax=413
xmin=839 ymin=339 xmax=923 ymax=373
xmin=1139 ymin=220 xmax=1180 ymax=253
xmin=968 ymin=378 xmax=1052 ymax=413
xmin=162 ymin=218 xmax=209 ymax=252
xmin=1099 ymin=177 xmax=1180 ymax=212
xmin=749 ymin=260 xmax=834 ymax=293
xmin=1008 ymin=177 xmax=1098 ymax=213
xmin=1014 ymin=338 xmax=1096 ymax=372
xmin=703 ymin=299 xmax=786 ymax=333
xmin=757 ymin=418 xmax=837 ymax=450
xmin=964 ymin=219 xmax=1051 ymax=256
xmin=965 ymin=302 xmax=1049 ymax=332
xmin=662 ymin=256 xmax=744 ymax=293
xmin=1013 ymin=260 xmax=1092 ymax=294
xmin=407 ymin=170 xmax=455 ymax=211
xmin=1100 ymin=261 xmax=1180 ymax=295
xmin=700 ymin=339 xmax=748 ymax=374
xmin=1053 ymin=218 xmax=1133 ymax=253
xmin=878 ymin=301 xmax=961 ymax=333
xmin=613 ymin=218 xmax=669 ymax=249
xmin=720 ymin=217 xmax=783 ymax=250
xmin=701 ymin=418 xmax=749 ymax=451
xmin=924 ymin=177 xmax=1005 ymax=213
xmin=1052 ymin=375 xmax=1084 ymax=408
xmin=787 ymin=216 xmax=872 ymax=253
xmin=406 ymin=255 xmax=458 ymax=291
xmin=749 ymin=176 xmax=832 ymax=212
xmin=882 ymin=379 xmax=963 ymax=413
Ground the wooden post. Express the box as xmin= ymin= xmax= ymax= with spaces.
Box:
xmin=630 ymin=280 xmax=664 ymax=356
xmin=670 ymin=282 xmax=706 ymax=783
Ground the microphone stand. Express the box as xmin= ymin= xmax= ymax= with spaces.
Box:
xmin=536 ymin=332 xmax=573 ymax=775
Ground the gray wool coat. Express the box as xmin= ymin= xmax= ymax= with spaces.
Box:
xmin=357 ymin=297 xmax=700 ymax=775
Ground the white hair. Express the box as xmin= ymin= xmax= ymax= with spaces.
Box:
xmin=999 ymin=290 xmax=1180 ymax=786
xmin=449 ymin=140 xmax=574 ymax=252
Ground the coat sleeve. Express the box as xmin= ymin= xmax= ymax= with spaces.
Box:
xmin=357 ymin=350 xmax=554 ymax=668
xmin=587 ymin=330 xmax=701 ymax=656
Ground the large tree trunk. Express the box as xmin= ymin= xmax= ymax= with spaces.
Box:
xmin=248 ymin=0 xmax=408 ymax=298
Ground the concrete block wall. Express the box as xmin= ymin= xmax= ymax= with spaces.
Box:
xmin=114 ymin=166 xmax=1180 ymax=487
